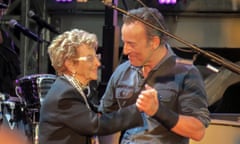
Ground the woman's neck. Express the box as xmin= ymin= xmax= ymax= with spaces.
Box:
xmin=64 ymin=73 xmax=89 ymax=87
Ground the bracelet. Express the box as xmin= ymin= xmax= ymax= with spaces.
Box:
xmin=152 ymin=104 xmax=179 ymax=130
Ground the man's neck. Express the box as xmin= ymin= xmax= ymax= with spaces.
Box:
xmin=142 ymin=45 xmax=167 ymax=78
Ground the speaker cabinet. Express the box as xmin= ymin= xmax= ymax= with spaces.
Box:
xmin=190 ymin=114 xmax=240 ymax=144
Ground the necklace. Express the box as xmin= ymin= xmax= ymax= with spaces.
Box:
xmin=63 ymin=74 xmax=100 ymax=144
xmin=63 ymin=74 xmax=91 ymax=110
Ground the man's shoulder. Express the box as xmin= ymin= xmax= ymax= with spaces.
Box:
xmin=175 ymin=57 xmax=201 ymax=75
xmin=176 ymin=58 xmax=194 ymax=66
xmin=115 ymin=60 xmax=131 ymax=70
xmin=110 ymin=61 xmax=132 ymax=79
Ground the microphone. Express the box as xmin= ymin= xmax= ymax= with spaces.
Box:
xmin=0 ymin=3 xmax=8 ymax=9
xmin=28 ymin=10 xmax=60 ymax=34
xmin=8 ymin=19 xmax=43 ymax=42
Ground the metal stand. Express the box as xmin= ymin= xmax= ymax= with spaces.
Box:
xmin=29 ymin=109 xmax=39 ymax=144
xmin=102 ymin=1 xmax=240 ymax=75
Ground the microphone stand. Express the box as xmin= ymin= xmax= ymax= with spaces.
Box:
xmin=102 ymin=1 xmax=240 ymax=75
xmin=36 ymin=26 xmax=50 ymax=74
xmin=37 ymin=26 xmax=43 ymax=74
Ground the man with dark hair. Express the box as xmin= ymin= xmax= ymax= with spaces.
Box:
xmin=99 ymin=7 xmax=210 ymax=144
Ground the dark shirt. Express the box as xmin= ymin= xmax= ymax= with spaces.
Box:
xmin=39 ymin=76 xmax=143 ymax=144
xmin=99 ymin=47 xmax=210 ymax=144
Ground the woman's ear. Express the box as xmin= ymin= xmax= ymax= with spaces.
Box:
xmin=64 ymin=59 xmax=74 ymax=72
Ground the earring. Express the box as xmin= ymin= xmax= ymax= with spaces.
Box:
xmin=72 ymin=71 xmax=76 ymax=77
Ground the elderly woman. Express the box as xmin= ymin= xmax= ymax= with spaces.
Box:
xmin=38 ymin=29 xmax=159 ymax=144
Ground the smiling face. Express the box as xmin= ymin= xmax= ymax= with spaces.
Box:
xmin=121 ymin=21 xmax=154 ymax=67
xmin=74 ymin=44 xmax=101 ymax=84
xmin=64 ymin=44 xmax=101 ymax=85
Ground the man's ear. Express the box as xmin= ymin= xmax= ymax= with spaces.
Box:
xmin=151 ymin=36 xmax=161 ymax=50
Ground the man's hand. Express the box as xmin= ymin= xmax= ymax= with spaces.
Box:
xmin=136 ymin=84 xmax=159 ymax=116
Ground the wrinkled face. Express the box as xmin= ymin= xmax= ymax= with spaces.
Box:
xmin=73 ymin=44 xmax=101 ymax=84
xmin=121 ymin=21 xmax=153 ymax=67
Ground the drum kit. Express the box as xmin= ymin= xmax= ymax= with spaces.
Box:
xmin=0 ymin=74 xmax=56 ymax=144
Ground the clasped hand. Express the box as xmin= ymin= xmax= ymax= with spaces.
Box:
xmin=136 ymin=84 xmax=159 ymax=116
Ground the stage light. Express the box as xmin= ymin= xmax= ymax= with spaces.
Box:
xmin=76 ymin=0 xmax=88 ymax=2
xmin=158 ymin=0 xmax=177 ymax=5
xmin=56 ymin=0 xmax=73 ymax=2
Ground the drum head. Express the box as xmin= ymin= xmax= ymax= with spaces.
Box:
xmin=15 ymin=74 xmax=56 ymax=109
